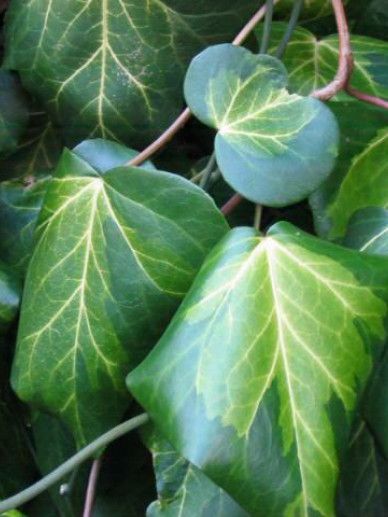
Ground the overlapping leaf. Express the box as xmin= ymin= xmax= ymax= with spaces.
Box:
xmin=257 ymin=23 xmax=388 ymax=98
xmin=4 ymin=0 xmax=257 ymax=147
xmin=277 ymin=0 xmax=349 ymax=20
xmin=144 ymin=428 xmax=247 ymax=516
xmin=128 ymin=223 xmax=388 ymax=516
xmin=342 ymin=207 xmax=388 ymax=255
xmin=12 ymin=139 xmax=228 ymax=447
xmin=184 ymin=44 xmax=339 ymax=206
xmin=0 ymin=262 xmax=21 ymax=332
xmin=0 ymin=70 xmax=28 ymax=158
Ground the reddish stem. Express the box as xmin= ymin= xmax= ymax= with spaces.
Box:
xmin=311 ymin=0 xmax=353 ymax=101
xmin=83 ymin=459 xmax=102 ymax=517
xmin=346 ymin=86 xmax=388 ymax=110
xmin=221 ymin=194 xmax=243 ymax=216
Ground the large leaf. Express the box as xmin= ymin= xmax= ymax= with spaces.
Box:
xmin=337 ymin=420 xmax=388 ymax=516
xmin=325 ymin=129 xmax=388 ymax=239
xmin=128 ymin=223 xmax=388 ymax=516
xmin=0 ymin=70 xmax=28 ymax=158
xmin=144 ymin=427 xmax=247 ymax=516
xmin=12 ymin=139 xmax=228 ymax=447
xmin=257 ymin=24 xmax=388 ymax=98
xmin=184 ymin=44 xmax=339 ymax=206
xmin=4 ymin=0 xmax=257 ymax=148
xmin=342 ymin=207 xmax=388 ymax=256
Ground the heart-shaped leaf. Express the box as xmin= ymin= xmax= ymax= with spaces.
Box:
xmin=0 ymin=70 xmax=28 ymax=158
xmin=257 ymin=23 xmax=388 ymax=99
xmin=12 ymin=139 xmax=228 ymax=447
xmin=184 ymin=44 xmax=339 ymax=206
xmin=128 ymin=222 xmax=388 ymax=516
xmin=4 ymin=0 xmax=257 ymax=147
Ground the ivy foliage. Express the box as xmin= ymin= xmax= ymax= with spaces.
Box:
xmin=0 ymin=0 xmax=388 ymax=516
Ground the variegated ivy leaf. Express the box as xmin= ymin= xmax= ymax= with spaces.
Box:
xmin=144 ymin=427 xmax=247 ymax=516
xmin=0 ymin=70 xmax=29 ymax=158
xmin=4 ymin=0 xmax=257 ymax=148
xmin=12 ymin=139 xmax=228 ymax=447
xmin=326 ymin=128 xmax=388 ymax=239
xmin=128 ymin=223 xmax=388 ymax=516
xmin=256 ymin=23 xmax=388 ymax=99
xmin=184 ymin=44 xmax=339 ymax=207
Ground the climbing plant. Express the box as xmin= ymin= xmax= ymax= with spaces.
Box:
xmin=0 ymin=0 xmax=388 ymax=515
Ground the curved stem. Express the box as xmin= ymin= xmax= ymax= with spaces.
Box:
xmin=83 ymin=459 xmax=102 ymax=517
xmin=199 ymin=153 xmax=217 ymax=189
xmin=311 ymin=0 xmax=353 ymax=101
xmin=260 ymin=0 xmax=274 ymax=54
xmin=346 ymin=86 xmax=388 ymax=110
xmin=0 ymin=413 xmax=149 ymax=514
xmin=127 ymin=1 xmax=280 ymax=168
xmin=275 ymin=0 xmax=304 ymax=58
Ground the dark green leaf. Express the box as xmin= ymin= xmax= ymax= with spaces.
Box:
xmin=276 ymin=0 xmax=349 ymax=21
xmin=12 ymin=139 xmax=228 ymax=447
xmin=0 ymin=177 xmax=49 ymax=275
xmin=355 ymin=0 xmax=388 ymax=42
xmin=128 ymin=223 xmax=388 ymax=515
xmin=342 ymin=208 xmax=388 ymax=255
xmin=337 ymin=421 xmax=388 ymax=517
xmin=184 ymin=44 xmax=339 ymax=206
xmin=4 ymin=0 xmax=257 ymax=147
xmin=0 ymin=70 xmax=28 ymax=158
xmin=0 ymin=262 xmax=21 ymax=332
xmin=144 ymin=427 xmax=247 ymax=516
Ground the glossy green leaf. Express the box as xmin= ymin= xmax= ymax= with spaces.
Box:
xmin=12 ymin=139 xmax=228 ymax=447
xmin=128 ymin=223 xmax=388 ymax=516
xmin=257 ymin=23 xmax=388 ymax=98
xmin=0 ymin=177 xmax=49 ymax=275
xmin=309 ymin=101 xmax=388 ymax=237
xmin=144 ymin=427 xmax=247 ymax=516
xmin=4 ymin=0 xmax=257 ymax=147
xmin=337 ymin=420 xmax=388 ymax=516
xmin=0 ymin=109 xmax=62 ymax=180
xmin=0 ymin=70 xmax=28 ymax=158
xmin=0 ymin=262 xmax=21 ymax=332
xmin=326 ymin=128 xmax=388 ymax=239
xmin=184 ymin=44 xmax=339 ymax=206
xmin=342 ymin=208 xmax=388 ymax=255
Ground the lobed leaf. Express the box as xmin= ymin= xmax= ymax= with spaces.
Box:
xmin=12 ymin=139 xmax=228 ymax=447
xmin=128 ymin=223 xmax=388 ymax=516
xmin=184 ymin=44 xmax=339 ymax=206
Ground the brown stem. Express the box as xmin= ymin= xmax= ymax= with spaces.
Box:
xmin=221 ymin=194 xmax=243 ymax=216
xmin=127 ymin=1 xmax=278 ymax=167
xmin=83 ymin=459 xmax=102 ymax=517
xmin=311 ymin=0 xmax=353 ymax=101
xmin=346 ymin=86 xmax=388 ymax=110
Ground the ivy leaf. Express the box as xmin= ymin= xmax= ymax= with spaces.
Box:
xmin=128 ymin=223 xmax=388 ymax=516
xmin=0 ymin=70 xmax=29 ymax=158
xmin=277 ymin=0 xmax=350 ymax=21
xmin=0 ymin=109 xmax=62 ymax=180
xmin=144 ymin=427 xmax=247 ymax=516
xmin=257 ymin=23 xmax=388 ymax=99
xmin=0 ymin=177 xmax=50 ymax=275
xmin=342 ymin=208 xmax=388 ymax=255
xmin=12 ymin=139 xmax=228 ymax=447
xmin=325 ymin=129 xmax=388 ymax=239
xmin=338 ymin=421 xmax=388 ymax=516
xmin=184 ymin=44 xmax=339 ymax=206
xmin=4 ymin=0 xmax=257 ymax=148
xmin=309 ymin=102 xmax=388 ymax=237
xmin=0 ymin=262 xmax=21 ymax=332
